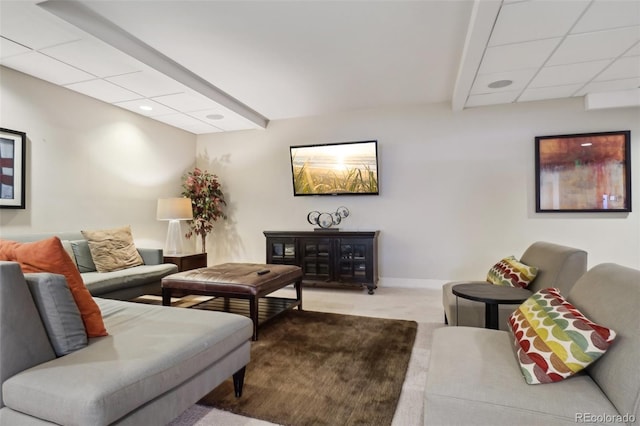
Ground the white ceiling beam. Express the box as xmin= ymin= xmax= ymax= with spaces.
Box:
xmin=38 ymin=0 xmax=269 ymax=129
xmin=451 ymin=0 xmax=502 ymax=112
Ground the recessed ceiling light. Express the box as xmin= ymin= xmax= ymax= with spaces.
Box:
xmin=206 ymin=114 xmax=224 ymax=120
xmin=488 ymin=80 xmax=513 ymax=89
xmin=139 ymin=105 xmax=153 ymax=111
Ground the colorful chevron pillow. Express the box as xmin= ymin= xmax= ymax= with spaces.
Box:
xmin=509 ymin=288 xmax=616 ymax=384
xmin=487 ymin=256 xmax=538 ymax=288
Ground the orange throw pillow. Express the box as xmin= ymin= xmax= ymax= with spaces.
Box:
xmin=1 ymin=237 xmax=108 ymax=337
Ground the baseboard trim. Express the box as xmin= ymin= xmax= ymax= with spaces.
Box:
xmin=378 ymin=277 xmax=447 ymax=290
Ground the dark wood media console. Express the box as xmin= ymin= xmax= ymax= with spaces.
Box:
xmin=264 ymin=230 xmax=379 ymax=294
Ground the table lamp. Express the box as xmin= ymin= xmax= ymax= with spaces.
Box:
xmin=157 ymin=197 xmax=193 ymax=255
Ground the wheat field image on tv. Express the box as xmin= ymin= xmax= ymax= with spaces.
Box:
xmin=292 ymin=143 xmax=378 ymax=195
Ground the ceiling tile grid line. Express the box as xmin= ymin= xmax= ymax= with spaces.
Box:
xmin=567 ymin=40 xmax=640 ymax=98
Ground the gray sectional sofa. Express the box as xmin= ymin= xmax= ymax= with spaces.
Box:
xmin=425 ymin=263 xmax=640 ymax=425
xmin=442 ymin=241 xmax=588 ymax=330
xmin=2 ymin=232 xmax=177 ymax=300
xmin=0 ymin=261 xmax=253 ymax=425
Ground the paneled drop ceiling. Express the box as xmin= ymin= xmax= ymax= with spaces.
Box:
xmin=456 ymin=0 xmax=640 ymax=110
xmin=0 ymin=0 xmax=639 ymax=135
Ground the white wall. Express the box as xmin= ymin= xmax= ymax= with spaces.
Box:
xmin=197 ymin=99 xmax=640 ymax=282
xmin=0 ymin=67 xmax=197 ymax=249
xmin=1 ymin=65 xmax=638 ymax=282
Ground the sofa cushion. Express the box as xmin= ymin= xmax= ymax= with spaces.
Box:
xmin=508 ymin=288 xmax=616 ymax=384
xmin=81 ymin=263 xmax=178 ymax=296
xmin=25 ymin=273 xmax=87 ymax=357
xmin=60 ymin=240 xmax=78 ymax=269
xmin=0 ymin=237 xmax=108 ymax=337
xmin=487 ymin=256 xmax=538 ymax=288
xmin=2 ymin=299 xmax=253 ymax=426
xmin=81 ymin=226 xmax=143 ymax=273
xmin=70 ymin=239 xmax=97 ymax=273
xmin=424 ymin=327 xmax=621 ymax=425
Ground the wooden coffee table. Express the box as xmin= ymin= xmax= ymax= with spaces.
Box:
xmin=161 ymin=263 xmax=303 ymax=340
xmin=452 ymin=283 xmax=532 ymax=330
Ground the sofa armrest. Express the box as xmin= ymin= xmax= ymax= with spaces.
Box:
xmin=0 ymin=262 xmax=56 ymax=408
xmin=137 ymin=248 xmax=163 ymax=265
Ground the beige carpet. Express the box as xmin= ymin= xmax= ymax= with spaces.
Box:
xmin=199 ymin=309 xmax=417 ymax=426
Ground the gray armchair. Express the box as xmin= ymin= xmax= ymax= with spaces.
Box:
xmin=442 ymin=241 xmax=587 ymax=331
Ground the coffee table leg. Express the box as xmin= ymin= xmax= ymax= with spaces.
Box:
xmin=250 ymin=297 xmax=259 ymax=341
xmin=295 ymin=279 xmax=303 ymax=310
xmin=485 ymin=303 xmax=499 ymax=330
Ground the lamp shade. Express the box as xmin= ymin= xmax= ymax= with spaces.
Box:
xmin=157 ymin=198 xmax=193 ymax=221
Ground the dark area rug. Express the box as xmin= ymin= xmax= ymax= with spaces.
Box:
xmin=199 ymin=309 xmax=418 ymax=426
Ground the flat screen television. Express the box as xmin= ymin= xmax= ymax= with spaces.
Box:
xmin=290 ymin=140 xmax=379 ymax=196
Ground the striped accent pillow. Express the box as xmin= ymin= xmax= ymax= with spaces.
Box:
xmin=487 ymin=256 xmax=538 ymax=288
xmin=508 ymin=288 xmax=616 ymax=384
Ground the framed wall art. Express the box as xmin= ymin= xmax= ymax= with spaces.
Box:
xmin=535 ymin=130 xmax=631 ymax=213
xmin=0 ymin=127 xmax=26 ymax=209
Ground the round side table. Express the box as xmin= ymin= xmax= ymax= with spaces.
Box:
xmin=451 ymin=283 xmax=532 ymax=330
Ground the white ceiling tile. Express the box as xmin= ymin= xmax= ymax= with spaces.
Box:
xmin=0 ymin=51 xmax=93 ymax=85
xmin=153 ymin=113 xmax=221 ymax=133
xmin=624 ymin=42 xmax=640 ymax=56
xmin=0 ymin=37 xmax=31 ymax=59
xmin=595 ymin=56 xmax=640 ymax=81
xmin=489 ymin=0 xmax=590 ymax=46
xmin=530 ymin=60 xmax=611 ymax=87
xmin=152 ymin=91 xmax=220 ymax=112
xmin=576 ymin=77 xmax=640 ymax=96
xmin=548 ymin=26 xmax=640 ymax=66
xmin=114 ymin=98 xmax=177 ymax=117
xmin=41 ymin=38 xmax=143 ymax=78
xmin=187 ymin=108 xmax=260 ymax=131
xmin=0 ymin=2 xmax=82 ymax=50
xmin=465 ymin=91 xmax=519 ymax=108
xmin=207 ymin=115 xmax=260 ymax=132
xmin=572 ymin=0 xmax=640 ymax=34
xmin=471 ymin=69 xmax=537 ymax=95
xmin=106 ymin=69 xmax=186 ymax=98
xmin=65 ymin=79 xmax=142 ymax=104
xmin=518 ymin=84 xmax=583 ymax=102
xmin=479 ymin=38 xmax=561 ymax=74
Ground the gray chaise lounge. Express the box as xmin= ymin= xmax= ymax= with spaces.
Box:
xmin=0 ymin=261 xmax=253 ymax=425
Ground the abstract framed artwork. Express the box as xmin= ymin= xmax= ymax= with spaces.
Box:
xmin=535 ymin=130 xmax=631 ymax=213
xmin=0 ymin=128 xmax=26 ymax=209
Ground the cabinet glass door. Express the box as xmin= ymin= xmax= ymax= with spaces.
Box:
xmin=269 ymin=239 xmax=296 ymax=264
xmin=301 ymin=239 xmax=331 ymax=280
xmin=338 ymin=240 xmax=369 ymax=282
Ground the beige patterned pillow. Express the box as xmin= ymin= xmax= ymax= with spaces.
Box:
xmin=81 ymin=226 xmax=143 ymax=273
